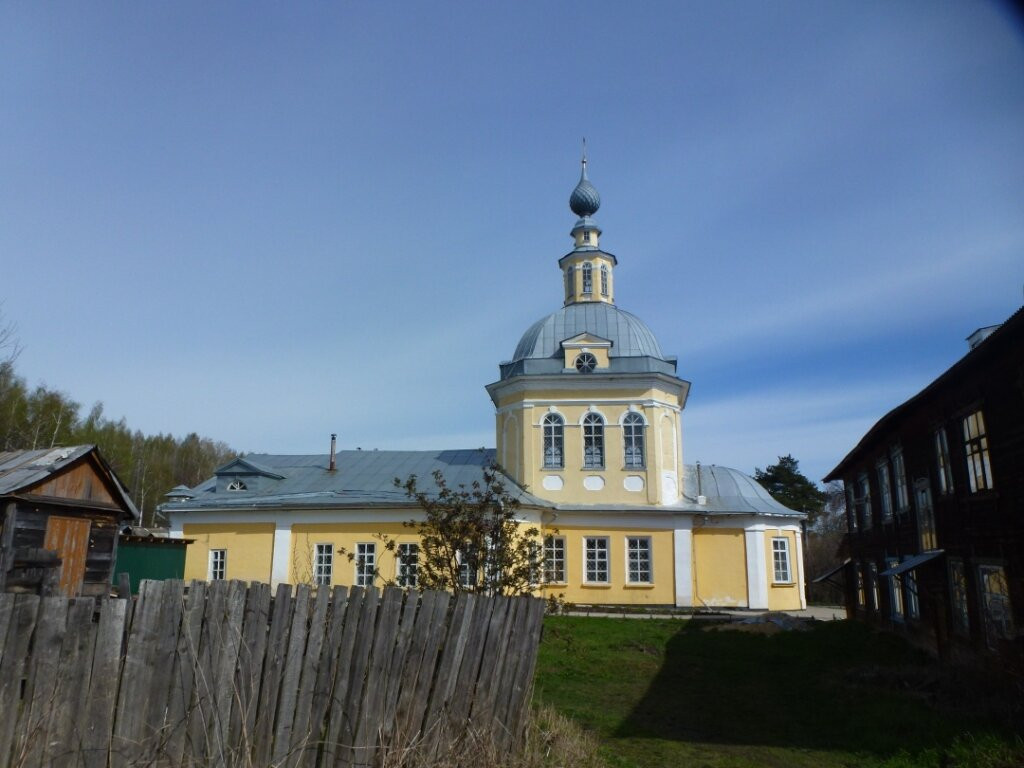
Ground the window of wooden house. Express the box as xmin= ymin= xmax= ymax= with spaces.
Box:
xmin=963 ymin=410 xmax=994 ymax=492
xmin=855 ymin=562 xmax=866 ymax=607
xmin=855 ymin=474 xmax=872 ymax=530
xmin=978 ymin=564 xmax=1014 ymax=648
xmin=948 ymin=559 xmax=970 ymax=636
xmin=905 ymin=567 xmax=920 ymax=620
xmin=887 ymin=558 xmax=904 ymax=620
xmin=868 ymin=561 xmax=880 ymax=612
xmin=935 ymin=428 xmax=954 ymax=494
xmin=876 ymin=461 xmax=893 ymax=523
xmin=891 ymin=448 xmax=910 ymax=512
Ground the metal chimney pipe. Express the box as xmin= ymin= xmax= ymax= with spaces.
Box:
xmin=329 ymin=433 xmax=337 ymax=471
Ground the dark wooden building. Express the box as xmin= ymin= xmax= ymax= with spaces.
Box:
xmin=824 ymin=306 xmax=1024 ymax=670
xmin=0 ymin=445 xmax=139 ymax=597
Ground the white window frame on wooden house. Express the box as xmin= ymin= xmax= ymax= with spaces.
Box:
xmin=963 ymin=410 xmax=994 ymax=492
xmin=891 ymin=448 xmax=910 ymax=513
xmin=876 ymin=460 xmax=893 ymax=523
xmin=934 ymin=428 xmax=954 ymax=494
xmin=855 ymin=474 xmax=872 ymax=530
xmin=887 ymin=557 xmax=904 ymax=621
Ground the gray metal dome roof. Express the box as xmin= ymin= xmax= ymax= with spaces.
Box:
xmin=512 ymin=302 xmax=665 ymax=362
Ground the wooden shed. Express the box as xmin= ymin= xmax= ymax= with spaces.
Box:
xmin=0 ymin=445 xmax=139 ymax=597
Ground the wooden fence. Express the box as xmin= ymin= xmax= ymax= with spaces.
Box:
xmin=0 ymin=580 xmax=546 ymax=768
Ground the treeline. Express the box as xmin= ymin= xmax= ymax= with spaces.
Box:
xmin=0 ymin=360 xmax=236 ymax=526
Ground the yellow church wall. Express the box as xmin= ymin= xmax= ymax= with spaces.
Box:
xmin=764 ymin=528 xmax=803 ymax=610
xmin=290 ymin=522 xmax=420 ymax=586
xmin=692 ymin=528 xmax=748 ymax=607
xmin=540 ymin=525 xmax=675 ymax=605
xmin=182 ymin=522 xmax=275 ymax=583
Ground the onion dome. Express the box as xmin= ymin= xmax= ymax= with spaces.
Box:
xmin=569 ymin=156 xmax=601 ymax=218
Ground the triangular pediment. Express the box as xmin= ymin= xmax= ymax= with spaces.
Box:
xmin=561 ymin=332 xmax=613 ymax=349
xmin=214 ymin=456 xmax=285 ymax=479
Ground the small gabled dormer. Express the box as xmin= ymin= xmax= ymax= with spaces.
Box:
xmin=213 ymin=456 xmax=285 ymax=494
xmin=561 ymin=332 xmax=612 ymax=371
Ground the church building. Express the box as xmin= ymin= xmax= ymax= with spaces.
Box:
xmin=164 ymin=158 xmax=806 ymax=610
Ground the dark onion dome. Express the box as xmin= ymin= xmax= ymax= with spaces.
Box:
xmin=512 ymin=302 xmax=664 ymax=362
xmin=569 ymin=160 xmax=601 ymax=218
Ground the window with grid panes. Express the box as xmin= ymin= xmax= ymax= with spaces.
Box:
xmin=544 ymin=535 xmax=566 ymax=583
xmin=772 ymin=538 xmax=791 ymax=583
xmin=963 ymin=410 xmax=994 ymax=492
xmin=355 ymin=543 xmax=375 ymax=587
xmin=626 ymin=537 xmax=651 ymax=583
xmin=209 ymin=549 xmax=226 ymax=581
xmin=584 ymin=537 xmax=609 ymax=583
xmin=935 ymin=428 xmax=954 ymax=494
xmin=397 ymin=543 xmax=418 ymax=588
xmin=313 ymin=543 xmax=333 ymax=586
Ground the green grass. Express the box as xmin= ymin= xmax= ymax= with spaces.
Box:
xmin=533 ymin=617 xmax=1023 ymax=768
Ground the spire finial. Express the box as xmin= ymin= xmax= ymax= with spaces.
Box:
xmin=569 ymin=143 xmax=600 ymax=218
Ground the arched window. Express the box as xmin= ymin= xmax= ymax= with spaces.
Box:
xmin=623 ymin=412 xmax=645 ymax=469
xmin=600 ymin=264 xmax=609 ymax=296
xmin=542 ymin=414 xmax=564 ymax=469
xmin=582 ymin=413 xmax=605 ymax=469
xmin=226 ymin=479 xmax=247 ymax=491
xmin=565 ymin=266 xmax=575 ymax=298
xmin=581 ymin=262 xmax=593 ymax=294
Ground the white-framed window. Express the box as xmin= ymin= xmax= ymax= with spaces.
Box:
xmin=868 ymin=561 xmax=880 ymax=611
xmin=887 ymin=558 xmax=904 ymax=620
xmin=856 ymin=474 xmax=872 ymax=530
xmin=542 ymin=413 xmax=564 ymax=469
xmin=876 ymin=461 xmax=893 ymax=522
xmin=600 ymin=264 xmax=609 ymax=296
xmin=772 ymin=538 xmax=791 ymax=583
xmin=582 ymin=230 xmax=591 ymax=244
xmin=963 ymin=410 xmax=994 ymax=492
xmin=209 ymin=549 xmax=226 ymax=581
xmin=226 ymin=479 xmax=247 ymax=491
xmin=905 ymin=567 xmax=920 ymax=620
xmin=544 ymin=535 xmax=566 ymax=583
xmin=313 ymin=543 xmax=333 ymax=587
xmin=397 ymin=543 xmax=419 ymax=588
xmin=584 ymin=537 xmax=609 ymax=583
xmin=565 ymin=266 xmax=575 ymax=298
xmin=582 ymin=413 xmax=605 ymax=469
xmin=623 ymin=412 xmax=645 ymax=469
xmin=935 ymin=428 xmax=954 ymax=494
xmin=855 ymin=563 xmax=866 ymax=607
xmin=978 ymin=563 xmax=1014 ymax=648
xmin=355 ymin=542 xmax=375 ymax=587
xmin=891 ymin=449 xmax=909 ymax=512
xmin=581 ymin=262 xmax=593 ymax=293
xmin=458 ymin=549 xmax=478 ymax=590
xmin=626 ymin=537 xmax=652 ymax=583
xmin=948 ymin=558 xmax=970 ymax=636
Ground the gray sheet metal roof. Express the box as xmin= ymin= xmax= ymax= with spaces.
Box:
xmin=163 ymin=449 xmax=551 ymax=511
xmin=0 ymin=445 xmax=95 ymax=495
xmin=163 ymin=450 xmax=800 ymax=519
xmin=512 ymin=303 xmax=664 ymax=362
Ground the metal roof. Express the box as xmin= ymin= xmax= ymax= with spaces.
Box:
xmin=0 ymin=444 xmax=140 ymax=519
xmin=511 ymin=303 xmax=665 ymax=363
xmin=162 ymin=450 xmax=801 ymax=519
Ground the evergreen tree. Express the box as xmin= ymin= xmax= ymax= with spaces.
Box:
xmin=754 ymin=455 xmax=827 ymax=521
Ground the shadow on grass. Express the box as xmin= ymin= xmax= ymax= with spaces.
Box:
xmin=613 ymin=620 xmax=1009 ymax=757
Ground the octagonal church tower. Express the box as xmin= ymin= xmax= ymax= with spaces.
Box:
xmin=486 ymin=155 xmax=691 ymax=506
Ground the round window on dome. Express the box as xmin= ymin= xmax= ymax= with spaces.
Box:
xmin=575 ymin=352 xmax=598 ymax=373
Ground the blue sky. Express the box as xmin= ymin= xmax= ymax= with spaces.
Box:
xmin=2 ymin=2 xmax=1022 ymax=485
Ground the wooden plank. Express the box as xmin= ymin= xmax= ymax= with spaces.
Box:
xmin=286 ymin=585 xmax=331 ymax=768
xmin=229 ymin=581 xmax=272 ymax=757
xmin=112 ymin=579 xmax=167 ymax=766
xmin=81 ymin=598 xmax=127 ymax=768
xmin=351 ymin=586 xmax=404 ymax=767
xmin=420 ymin=591 xmax=476 ymax=752
xmin=43 ymin=516 xmax=91 ymax=597
xmin=445 ymin=591 xmax=496 ymax=728
xmin=186 ymin=578 xmax=225 ymax=764
xmin=163 ymin=581 xmax=205 ymax=768
xmin=0 ymin=595 xmax=41 ymax=768
xmin=493 ymin=597 xmax=545 ymax=752
xmin=333 ymin=585 xmax=379 ymax=768
xmin=0 ymin=502 xmax=17 ymax=593
xmin=394 ymin=590 xmax=450 ymax=749
xmin=271 ymin=583 xmax=312 ymax=766
xmin=0 ymin=593 xmax=15 ymax=669
xmin=16 ymin=596 xmax=69 ymax=768
xmin=300 ymin=585 xmax=349 ymax=768
xmin=506 ymin=598 xmax=546 ymax=745
xmin=141 ymin=578 xmax=185 ymax=764
xmin=321 ymin=586 xmax=365 ymax=768
xmin=48 ymin=598 xmax=99 ymax=768
xmin=251 ymin=583 xmax=293 ymax=768
xmin=207 ymin=579 xmax=247 ymax=764
xmin=467 ymin=596 xmax=513 ymax=731
xmin=378 ymin=589 xmax=422 ymax=749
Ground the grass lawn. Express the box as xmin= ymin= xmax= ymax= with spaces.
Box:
xmin=533 ymin=616 xmax=1023 ymax=768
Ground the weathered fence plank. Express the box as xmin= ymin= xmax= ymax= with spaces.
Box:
xmin=0 ymin=582 xmax=543 ymax=768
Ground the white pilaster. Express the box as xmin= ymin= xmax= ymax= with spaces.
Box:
xmin=673 ymin=520 xmax=694 ymax=607
xmin=271 ymin=523 xmax=292 ymax=588
xmin=745 ymin=528 xmax=769 ymax=610
xmin=794 ymin=525 xmax=808 ymax=609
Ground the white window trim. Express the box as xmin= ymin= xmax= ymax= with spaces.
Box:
xmin=355 ymin=542 xmax=376 ymax=587
xmin=209 ymin=548 xmax=226 ymax=581
xmin=397 ymin=542 xmax=419 ymax=588
xmin=583 ymin=536 xmax=610 ymax=584
xmin=625 ymin=536 xmax=652 ymax=584
xmin=544 ymin=535 xmax=567 ymax=584
xmin=313 ymin=542 xmax=333 ymax=587
xmin=771 ymin=537 xmax=792 ymax=584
